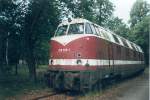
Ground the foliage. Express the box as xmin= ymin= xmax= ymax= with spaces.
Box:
xmin=0 ymin=0 xmax=26 ymax=73
xmin=105 ymin=17 xmax=130 ymax=38
xmin=0 ymin=0 xmax=60 ymax=80
xmin=60 ymin=0 xmax=95 ymax=20
xmin=94 ymin=0 xmax=114 ymax=25
xmin=129 ymin=0 xmax=150 ymax=65
xmin=130 ymin=0 xmax=150 ymax=27
xmin=22 ymin=0 xmax=60 ymax=80
xmin=130 ymin=16 xmax=149 ymax=64
xmin=61 ymin=0 xmax=114 ymax=26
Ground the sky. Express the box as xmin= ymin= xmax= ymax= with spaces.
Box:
xmin=112 ymin=0 xmax=150 ymax=24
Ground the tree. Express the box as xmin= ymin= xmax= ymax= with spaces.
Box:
xmin=0 ymin=0 xmax=26 ymax=74
xmin=60 ymin=0 xmax=95 ymax=21
xmin=105 ymin=17 xmax=130 ymax=38
xmin=130 ymin=0 xmax=150 ymax=65
xmin=61 ymin=0 xmax=114 ymax=25
xmin=94 ymin=0 xmax=114 ymax=26
xmin=130 ymin=0 xmax=150 ymax=27
xmin=130 ymin=16 xmax=149 ymax=65
xmin=22 ymin=0 xmax=60 ymax=81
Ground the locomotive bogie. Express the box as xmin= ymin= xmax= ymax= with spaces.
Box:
xmin=45 ymin=70 xmax=103 ymax=91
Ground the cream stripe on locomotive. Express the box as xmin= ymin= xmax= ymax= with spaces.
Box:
xmin=49 ymin=59 xmax=144 ymax=66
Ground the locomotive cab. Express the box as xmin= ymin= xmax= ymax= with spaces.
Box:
xmin=55 ymin=23 xmax=85 ymax=36
xmin=54 ymin=18 xmax=98 ymax=37
xmin=49 ymin=20 xmax=98 ymax=69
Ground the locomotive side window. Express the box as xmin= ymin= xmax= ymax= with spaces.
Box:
xmin=122 ymin=39 xmax=129 ymax=48
xmin=137 ymin=46 xmax=141 ymax=52
xmin=101 ymin=30 xmax=110 ymax=40
xmin=85 ymin=23 xmax=93 ymax=34
xmin=135 ymin=45 xmax=139 ymax=51
xmin=131 ymin=43 xmax=136 ymax=50
xmin=68 ymin=23 xmax=84 ymax=34
xmin=136 ymin=45 xmax=142 ymax=53
xmin=90 ymin=24 xmax=96 ymax=34
xmin=94 ymin=26 xmax=102 ymax=37
xmin=112 ymin=34 xmax=120 ymax=43
xmin=134 ymin=45 xmax=139 ymax=51
xmin=94 ymin=26 xmax=98 ymax=34
xmin=107 ymin=32 xmax=115 ymax=42
xmin=98 ymin=28 xmax=104 ymax=37
xmin=117 ymin=37 xmax=124 ymax=46
xmin=55 ymin=25 xmax=68 ymax=36
xmin=125 ymin=40 xmax=132 ymax=49
xmin=126 ymin=41 xmax=132 ymax=49
xmin=94 ymin=26 xmax=100 ymax=35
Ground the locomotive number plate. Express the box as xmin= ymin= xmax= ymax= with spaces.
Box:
xmin=58 ymin=48 xmax=70 ymax=52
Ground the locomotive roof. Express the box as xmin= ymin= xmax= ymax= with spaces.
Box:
xmin=58 ymin=18 xmax=143 ymax=53
xmin=58 ymin=18 xmax=89 ymax=26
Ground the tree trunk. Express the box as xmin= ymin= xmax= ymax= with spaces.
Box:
xmin=6 ymin=32 xmax=10 ymax=66
xmin=25 ymin=35 xmax=37 ymax=82
xmin=27 ymin=57 xmax=37 ymax=82
xmin=15 ymin=64 xmax=18 ymax=75
xmin=99 ymin=2 xmax=102 ymax=25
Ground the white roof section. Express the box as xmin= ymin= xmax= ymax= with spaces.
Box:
xmin=57 ymin=18 xmax=143 ymax=53
xmin=58 ymin=18 xmax=89 ymax=27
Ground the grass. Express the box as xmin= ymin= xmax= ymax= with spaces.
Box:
xmin=0 ymin=65 xmax=50 ymax=100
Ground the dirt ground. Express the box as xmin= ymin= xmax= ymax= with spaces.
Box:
xmin=80 ymin=68 xmax=149 ymax=100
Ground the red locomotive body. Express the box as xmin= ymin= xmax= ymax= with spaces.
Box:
xmin=46 ymin=18 xmax=145 ymax=91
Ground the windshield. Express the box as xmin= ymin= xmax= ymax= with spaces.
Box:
xmin=68 ymin=23 xmax=84 ymax=34
xmin=55 ymin=25 xmax=68 ymax=36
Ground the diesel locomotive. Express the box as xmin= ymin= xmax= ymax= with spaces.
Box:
xmin=45 ymin=18 xmax=145 ymax=91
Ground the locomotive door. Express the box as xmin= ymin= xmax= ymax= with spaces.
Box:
xmin=108 ymin=42 xmax=114 ymax=75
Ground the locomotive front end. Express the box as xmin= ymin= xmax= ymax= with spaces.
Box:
xmin=45 ymin=19 xmax=98 ymax=91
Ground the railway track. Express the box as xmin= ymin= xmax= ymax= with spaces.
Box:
xmin=31 ymin=92 xmax=58 ymax=100
xmin=31 ymin=90 xmax=79 ymax=100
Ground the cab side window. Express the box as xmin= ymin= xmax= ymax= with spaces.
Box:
xmin=94 ymin=26 xmax=101 ymax=36
xmin=90 ymin=24 xmax=96 ymax=34
xmin=85 ymin=23 xmax=93 ymax=34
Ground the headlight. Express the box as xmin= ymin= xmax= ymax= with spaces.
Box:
xmin=76 ymin=59 xmax=82 ymax=65
xmin=50 ymin=60 xmax=53 ymax=65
